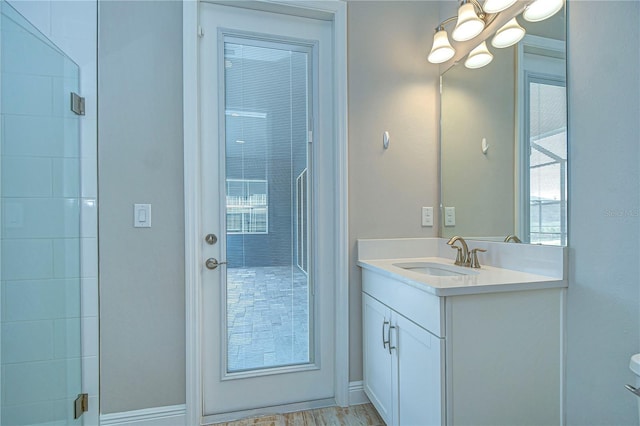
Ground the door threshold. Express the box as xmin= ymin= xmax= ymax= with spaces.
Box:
xmin=202 ymin=397 xmax=336 ymax=425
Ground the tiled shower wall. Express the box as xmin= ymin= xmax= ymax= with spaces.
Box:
xmin=4 ymin=0 xmax=98 ymax=424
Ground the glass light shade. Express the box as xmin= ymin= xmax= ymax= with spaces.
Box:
xmin=428 ymin=29 xmax=456 ymax=64
xmin=465 ymin=41 xmax=493 ymax=69
xmin=523 ymin=0 xmax=564 ymax=22
xmin=482 ymin=0 xmax=517 ymax=14
xmin=491 ymin=17 xmax=526 ymax=48
xmin=452 ymin=2 xmax=485 ymax=42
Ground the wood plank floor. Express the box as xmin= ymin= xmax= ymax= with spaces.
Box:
xmin=210 ymin=403 xmax=384 ymax=425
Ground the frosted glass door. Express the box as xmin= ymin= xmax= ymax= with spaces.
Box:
xmin=0 ymin=2 xmax=83 ymax=425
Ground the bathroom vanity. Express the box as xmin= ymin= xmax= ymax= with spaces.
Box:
xmin=358 ymin=238 xmax=567 ymax=426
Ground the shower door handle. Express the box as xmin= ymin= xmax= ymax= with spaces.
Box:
xmin=205 ymin=258 xmax=227 ymax=270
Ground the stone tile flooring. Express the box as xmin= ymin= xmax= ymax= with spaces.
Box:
xmin=227 ymin=265 xmax=310 ymax=372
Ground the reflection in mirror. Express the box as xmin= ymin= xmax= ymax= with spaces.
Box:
xmin=440 ymin=6 xmax=566 ymax=245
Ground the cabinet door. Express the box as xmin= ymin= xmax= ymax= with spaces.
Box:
xmin=363 ymin=293 xmax=393 ymax=425
xmin=394 ymin=313 xmax=443 ymax=426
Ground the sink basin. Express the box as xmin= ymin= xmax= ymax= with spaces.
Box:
xmin=393 ymin=261 xmax=475 ymax=277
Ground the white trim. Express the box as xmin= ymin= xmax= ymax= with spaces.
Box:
xmin=183 ymin=0 xmax=348 ymax=423
xmin=100 ymin=405 xmax=186 ymax=426
xmin=183 ymin=1 xmax=202 ymax=426
xmin=348 ymin=381 xmax=371 ymax=406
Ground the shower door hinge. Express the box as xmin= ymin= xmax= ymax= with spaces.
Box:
xmin=74 ymin=393 xmax=89 ymax=419
xmin=70 ymin=92 xmax=85 ymax=116
xmin=198 ymin=26 xmax=204 ymax=38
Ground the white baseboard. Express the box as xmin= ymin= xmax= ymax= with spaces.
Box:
xmin=349 ymin=381 xmax=370 ymax=406
xmin=99 ymin=387 xmax=366 ymax=426
xmin=100 ymin=404 xmax=186 ymax=426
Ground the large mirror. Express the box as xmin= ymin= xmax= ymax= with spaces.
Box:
xmin=440 ymin=6 xmax=566 ymax=245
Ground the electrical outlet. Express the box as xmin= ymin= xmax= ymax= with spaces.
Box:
xmin=421 ymin=207 xmax=433 ymax=227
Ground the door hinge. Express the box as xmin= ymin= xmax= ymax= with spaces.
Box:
xmin=70 ymin=92 xmax=85 ymax=116
xmin=308 ymin=130 xmax=313 ymax=144
xmin=74 ymin=393 xmax=89 ymax=419
xmin=198 ymin=25 xmax=205 ymax=38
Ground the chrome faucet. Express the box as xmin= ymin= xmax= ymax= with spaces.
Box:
xmin=447 ymin=236 xmax=469 ymax=266
xmin=504 ymin=234 xmax=522 ymax=243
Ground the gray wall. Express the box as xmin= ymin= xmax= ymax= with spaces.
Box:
xmin=565 ymin=1 xmax=640 ymax=423
xmin=347 ymin=1 xmax=441 ymax=381
xmin=98 ymin=1 xmax=185 ymax=413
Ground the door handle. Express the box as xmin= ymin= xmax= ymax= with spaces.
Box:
xmin=205 ymin=258 xmax=228 ymax=270
xmin=382 ymin=320 xmax=390 ymax=349
xmin=388 ymin=325 xmax=396 ymax=354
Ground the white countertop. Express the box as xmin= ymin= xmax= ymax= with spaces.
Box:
xmin=357 ymin=256 xmax=567 ymax=297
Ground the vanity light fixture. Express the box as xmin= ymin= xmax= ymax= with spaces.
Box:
xmin=427 ymin=0 xmax=564 ymax=68
xmin=491 ymin=17 xmax=526 ymax=48
xmin=465 ymin=41 xmax=493 ymax=69
xmin=482 ymin=0 xmax=517 ymax=14
xmin=452 ymin=0 xmax=486 ymax=42
xmin=427 ymin=25 xmax=456 ymax=64
xmin=523 ymin=0 xmax=564 ymax=22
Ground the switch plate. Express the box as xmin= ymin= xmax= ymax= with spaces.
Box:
xmin=421 ymin=207 xmax=433 ymax=227
xmin=444 ymin=206 xmax=455 ymax=227
xmin=134 ymin=204 xmax=151 ymax=228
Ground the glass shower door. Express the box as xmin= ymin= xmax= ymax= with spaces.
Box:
xmin=0 ymin=1 xmax=83 ymax=425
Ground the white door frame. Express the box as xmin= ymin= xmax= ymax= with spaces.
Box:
xmin=183 ymin=1 xmax=348 ymax=424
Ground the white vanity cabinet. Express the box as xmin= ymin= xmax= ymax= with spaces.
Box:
xmin=361 ymin=267 xmax=565 ymax=426
xmin=363 ymin=293 xmax=443 ymax=426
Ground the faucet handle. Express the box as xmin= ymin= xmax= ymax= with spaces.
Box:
xmin=450 ymin=244 xmax=464 ymax=266
xmin=470 ymin=248 xmax=487 ymax=269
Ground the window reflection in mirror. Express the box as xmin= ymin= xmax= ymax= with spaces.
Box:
xmin=440 ymin=7 xmax=566 ymax=246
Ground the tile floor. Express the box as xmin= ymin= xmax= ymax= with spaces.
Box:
xmin=226 ymin=265 xmax=310 ymax=372
xmin=211 ymin=404 xmax=384 ymax=426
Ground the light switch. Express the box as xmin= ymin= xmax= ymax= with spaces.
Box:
xmin=134 ymin=204 xmax=151 ymax=228
xmin=421 ymin=207 xmax=433 ymax=227
xmin=444 ymin=206 xmax=455 ymax=227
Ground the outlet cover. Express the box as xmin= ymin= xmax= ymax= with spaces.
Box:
xmin=421 ymin=207 xmax=433 ymax=227
xmin=444 ymin=206 xmax=455 ymax=227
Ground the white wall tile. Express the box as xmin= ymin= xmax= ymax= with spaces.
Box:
xmin=2 ymin=115 xmax=79 ymax=158
xmin=53 ymin=238 xmax=81 ymax=279
xmin=1 ymin=156 xmax=52 ymax=197
xmin=3 ymin=359 xmax=80 ymax=404
xmin=1 ymin=73 xmax=53 ymax=116
xmin=5 ymin=0 xmax=51 ymax=38
xmin=80 ymin=237 xmax=97 ymax=278
xmin=80 ymin=316 xmax=97 ymax=357
xmin=1 ymin=320 xmax=54 ymax=363
xmin=80 ymin=156 xmax=97 ymax=199
xmin=0 ymin=400 xmax=57 ymax=426
xmin=52 ymin=76 xmax=79 ymax=119
xmin=2 ymin=198 xmax=80 ymax=240
xmin=80 ymin=199 xmax=97 ymax=238
xmin=50 ymin=0 xmax=95 ymax=45
xmin=53 ymin=318 xmax=81 ymax=359
xmin=2 ymin=279 xmax=80 ymax=322
xmin=81 ymin=277 xmax=98 ymax=317
xmin=80 ymin=118 xmax=97 ymax=159
xmin=1 ymin=21 xmax=65 ymax=77
xmin=1 ymin=239 xmax=53 ymax=280
xmin=52 ymin=158 xmax=81 ymax=198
